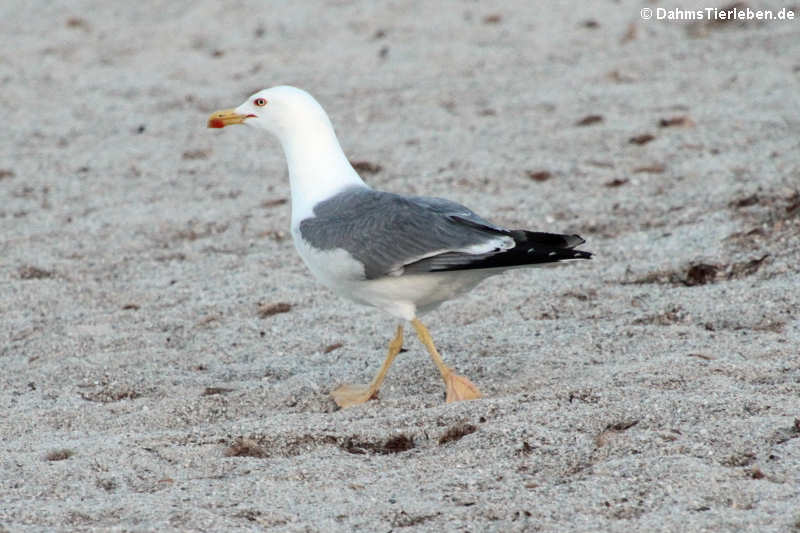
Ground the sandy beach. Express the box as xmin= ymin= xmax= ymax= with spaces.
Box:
xmin=2 ymin=1 xmax=799 ymax=530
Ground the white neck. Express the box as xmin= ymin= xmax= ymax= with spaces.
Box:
xmin=278 ymin=116 xmax=367 ymax=226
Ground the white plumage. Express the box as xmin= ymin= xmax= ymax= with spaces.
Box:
xmin=208 ymin=86 xmax=591 ymax=407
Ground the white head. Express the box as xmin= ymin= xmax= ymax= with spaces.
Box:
xmin=208 ymin=86 xmax=367 ymax=221
xmin=208 ymin=86 xmax=333 ymax=141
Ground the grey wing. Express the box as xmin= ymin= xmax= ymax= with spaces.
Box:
xmin=298 ymin=187 xmax=513 ymax=279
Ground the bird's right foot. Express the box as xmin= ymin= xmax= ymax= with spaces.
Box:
xmin=444 ymin=371 xmax=483 ymax=403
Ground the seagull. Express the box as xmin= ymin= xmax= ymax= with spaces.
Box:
xmin=208 ymin=86 xmax=591 ymax=407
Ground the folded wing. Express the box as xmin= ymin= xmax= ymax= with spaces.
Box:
xmin=298 ymin=186 xmax=591 ymax=280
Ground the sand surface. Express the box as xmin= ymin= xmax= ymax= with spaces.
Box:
xmin=2 ymin=1 xmax=799 ymax=531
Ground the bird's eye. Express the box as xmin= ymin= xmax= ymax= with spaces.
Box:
xmin=254 ymin=98 xmax=267 ymax=107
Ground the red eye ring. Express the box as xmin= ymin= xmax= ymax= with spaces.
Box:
xmin=254 ymin=98 xmax=267 ymax=107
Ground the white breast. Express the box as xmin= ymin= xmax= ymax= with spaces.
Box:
xmin=291 ymin=225 xmax=366 ymax=287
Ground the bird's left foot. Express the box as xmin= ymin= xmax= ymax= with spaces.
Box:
xmin=330 ymin=383 xmax=378 ymax=408
xmin=444 ymin=372 xmax=482 ymax=403
xmin=331 ymin=325 xmax=405 ymax=408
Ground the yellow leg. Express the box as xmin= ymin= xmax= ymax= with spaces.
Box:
xmin=331 ymin=325 xmax=404 ymax=408
xmin=411 ymin=318 xmax=482 ymax=403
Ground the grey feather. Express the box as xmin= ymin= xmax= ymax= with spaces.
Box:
xmin=298 ymin=186 xmax=509 ymax=279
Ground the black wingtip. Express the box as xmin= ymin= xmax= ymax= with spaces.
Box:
xmin=403 ymin=229 xmax=592 ymax=274
xmin=516 ymin=230 xmax=592 ymax=264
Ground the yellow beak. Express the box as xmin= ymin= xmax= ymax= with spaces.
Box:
xmin=207 ymin=108 xmax=251 ymax=128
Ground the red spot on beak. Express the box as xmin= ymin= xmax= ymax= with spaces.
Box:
xmin=209 ymin=118 xmax=225 ymax=128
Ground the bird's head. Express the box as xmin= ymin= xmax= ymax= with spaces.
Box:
xmin=207 ymin=86 xmax=330 ymax=139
